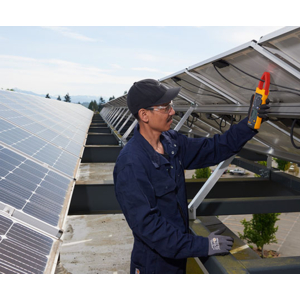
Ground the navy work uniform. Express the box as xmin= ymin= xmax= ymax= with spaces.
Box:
xmin=113 ymin=117 xmax=257 ymax=274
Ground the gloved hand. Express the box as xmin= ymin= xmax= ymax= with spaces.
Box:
xmin=248 ymin=94 xmax=270 ymax=122
xmin=207 ymin=228 xmax=234 ymax=256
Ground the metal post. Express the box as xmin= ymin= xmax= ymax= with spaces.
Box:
xmin=115 ymin=109 xmax=130 ymax=131
xmin=118 ymin=113 xmax=133 ymax=134
xmin=112 ymin=108 xmax=126 ymax=127
xmin=107 ymin=107 xmax=117 ymax=124
xmin=188 ymin=155 xmax=235 ymax=220
xmin=121 ymin=119 xmax=138 ymax=144
xmin=110 ymin=108 xmax=124 ymax=127
xmin=103 ymin=107 xmax=113 ymax=121
xmin=251 ymin=41 xmax=300 ymax=80
xmin=267 ymin=155 xmax=273 ymax=169
xmin=103 ymin=106 xmax=112 ymax=119
xmin=174 ymin=106 xmax=195 ymax=132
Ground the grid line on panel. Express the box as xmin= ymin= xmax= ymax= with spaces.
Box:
xmin=8 ymin=223 xmax=53 ymax=255
xmin=0 ymin=145 xmax=71 ymax=227
xmin=22 ymin=202 xmax=60 ymax=226
xmin=0 ymin=100 xmax=86 ymax=147
xmin=0 ymin=127 xmax=78 ymax=178
xmin=0 ymin=115 xmax=83 ymax=159
xmin=0 ymin=239 xmax=47 ymax=273
xmin=0 ymin=261 xmax=25 ymax=274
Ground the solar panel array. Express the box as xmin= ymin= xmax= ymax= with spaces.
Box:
xmin=0 ymin=90 xmax=93 ymax=273
xmin=101 ymin=26 xmax=300 ymax=165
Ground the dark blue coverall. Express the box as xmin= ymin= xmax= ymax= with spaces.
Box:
xmin=113 ymin=117 xmax=257 ymax=274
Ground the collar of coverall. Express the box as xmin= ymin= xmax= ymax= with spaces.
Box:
xmin=134 ymin=123 xmax=178 ymax=168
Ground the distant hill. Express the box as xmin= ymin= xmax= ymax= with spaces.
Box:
xmin=12 ymin=88 xmax=107 ymax=104
xmin=81 ymin=102 xmax=90 ymax=108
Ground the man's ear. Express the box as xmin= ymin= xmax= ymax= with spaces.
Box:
xmin=138 ymin=109 xmax=149 ymax=123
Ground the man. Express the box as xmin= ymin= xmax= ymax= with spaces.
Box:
xmin=113 ymin=79 xmax=269 ymax=274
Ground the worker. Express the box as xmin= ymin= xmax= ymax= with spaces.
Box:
xmin=113 ymin=79 xmax=269 ymax=274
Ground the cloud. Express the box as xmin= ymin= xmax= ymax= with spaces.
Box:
xmin=0 ymin=55 xmax=139 ymax=96
xmin=42 ymin=26 xmax=98 ymax=42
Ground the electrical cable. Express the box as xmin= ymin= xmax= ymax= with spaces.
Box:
xmin=173 ymin=79 xmax=232 ymax=104
xmin=186 ymin=113 xmax=200 ymax=128
xmin=213 ymin=65 xmax=255 ymax=91
xmin=222 ymin=60 xmax=300 ymax=94
xmin=290 ymin=119 xmax=300 ymax=149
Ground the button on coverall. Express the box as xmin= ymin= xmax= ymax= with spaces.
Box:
xmin=113 ymin=117 xmax=257 ymax=274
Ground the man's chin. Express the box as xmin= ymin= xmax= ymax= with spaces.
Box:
xmin=165 ymin=119 xmax=173 ymax=131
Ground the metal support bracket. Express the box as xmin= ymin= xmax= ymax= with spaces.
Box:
xmin=188 ymin=155 xmax=235 ymax=220
xmin=114 ymin=109 xmax=129 ymax=130
xmin=174 ymin=105 xmax=195 ymax=132
xmin=118 ymin=113 xmax=133 ymax=134
xmin=251 ymin=41 xmax=300 ymax=81
xmin=121 ymin=119 xmax=138 ymax=144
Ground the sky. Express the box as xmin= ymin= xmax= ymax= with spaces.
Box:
xmin=0 ymin=1 xmax=290 ymax=102
xmin=0 ymin=26 xmax=285 ymax=101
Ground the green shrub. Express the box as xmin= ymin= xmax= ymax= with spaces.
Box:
xmin=239 ymin=213 xmax=280 ymax=258
xmin=193 ymin=167 xmax=211 ymax=179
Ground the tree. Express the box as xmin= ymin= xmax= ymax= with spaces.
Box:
xmin=98 ymin=96 xmax=105 ymax=112
xmin=239 ymin=213 xmax=280 ymax=258
xmin=124 ymin=91 xmax=127 ymax=94
xmin=108 ymin=96 xmax=115 ymax=101
xmin=88 ymin=100 xmax=98 ymax=111
xmin=192 ymin=167 xmax=211 ymax=179
xmin=239 ymin=158 xmax=282 ymax=257
xmin=57 ymin=95 xmax=61 ymax=101
xmin=45 ymin=93 xmax=51 ymax=99
xmin=64 ymin=93 xmax=71 ymax=102
xmin=274 ymin=158 xmax=289 ymax=171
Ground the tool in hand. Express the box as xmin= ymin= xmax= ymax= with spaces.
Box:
xmin=247 ymin=72 xmax=270 ymax=130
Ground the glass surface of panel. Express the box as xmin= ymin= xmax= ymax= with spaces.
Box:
xmin=0 ymin=215 xmax=54 ymax=274
xmin=0 ymin=146 xmax=72 ymax=226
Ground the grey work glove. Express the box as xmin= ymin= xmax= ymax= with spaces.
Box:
xmin=248 ymin=94 xmax=270 ymax=122
xmin=208 ymin=228 xmax=234 ymax=256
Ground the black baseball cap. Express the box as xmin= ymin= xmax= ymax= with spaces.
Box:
xmin=127 ymin=79 xmax=181 ymax=115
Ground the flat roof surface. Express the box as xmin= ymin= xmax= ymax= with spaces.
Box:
xmin=59 ymin=163 xmax=300 ymax=274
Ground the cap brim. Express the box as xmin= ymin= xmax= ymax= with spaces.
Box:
xmin=154 ymin=86 xmax=181 ymax=106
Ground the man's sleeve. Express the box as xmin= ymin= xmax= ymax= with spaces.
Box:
xmin=176 ymin=117 xmax=257 ymax=170
xmin=114 ymin=163 xmax=209 ymax=259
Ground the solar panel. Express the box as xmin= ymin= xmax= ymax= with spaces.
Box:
xmin=102 ymin=26 xmax=300 ymax=166
xmin=0 ymin=214 xmax=57 ymax=274
xmin=0 ymin=90 xmax=93 ymax=273
xmin=0 ymin=142 xmax=71 ymax=227
xmin=0 ymin=117 xmax=79 ymax=177
xmin=0 ymin=95 xmax=86 ymax=157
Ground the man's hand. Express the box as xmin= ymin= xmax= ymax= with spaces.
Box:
xmin=248 ymin=94 xmax=270 ymax=122
xmin=208 ymin=228 xmax=234 ymax=256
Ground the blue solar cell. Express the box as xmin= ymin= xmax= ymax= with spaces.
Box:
xmin=23 ymin=202 xmax=59 ymax=226
xmin=0 ymin=188 xmax=26 ymax=209
xmin=8 ymin=222 xmax=53 ymax=255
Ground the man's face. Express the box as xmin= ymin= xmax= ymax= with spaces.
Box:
xmin=147 ymin=101 xmax=175 ymax=132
